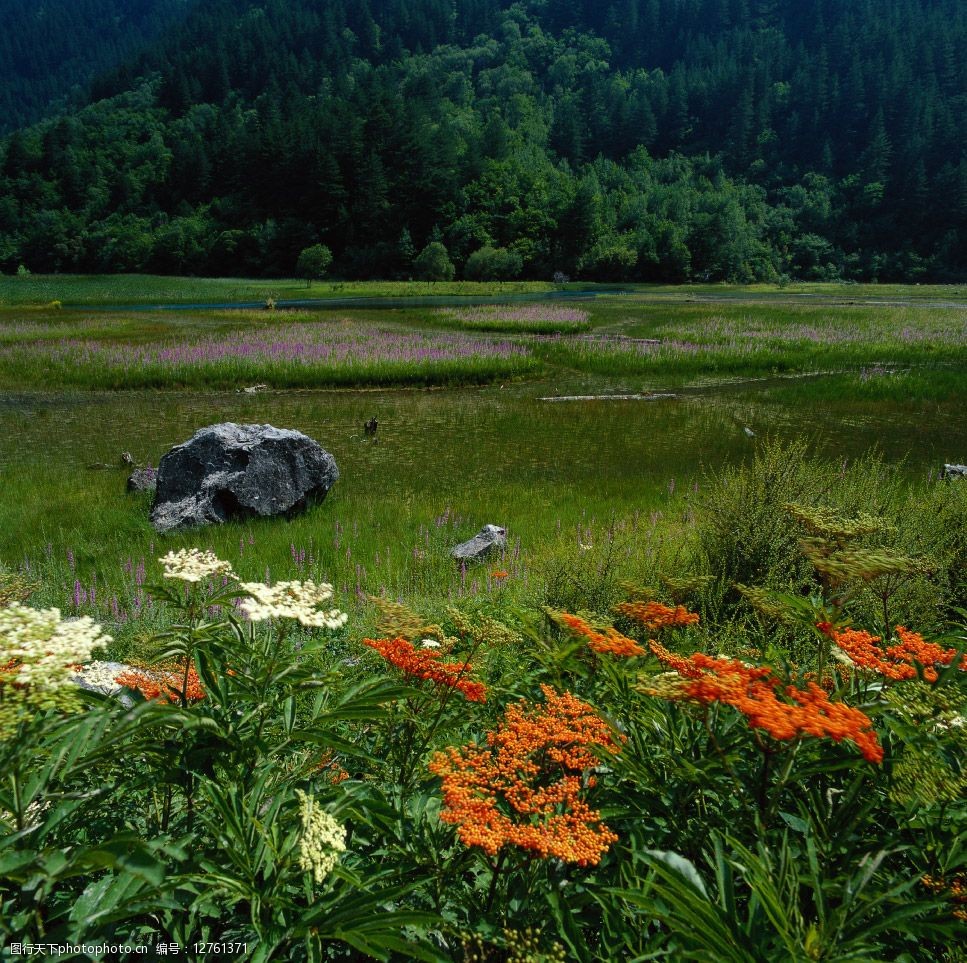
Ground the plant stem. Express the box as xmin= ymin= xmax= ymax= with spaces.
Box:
xmin=484 ymin=849 xmax=508 ymax=916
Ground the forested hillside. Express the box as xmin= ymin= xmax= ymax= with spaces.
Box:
xmin=1 ymin=0 xmax=964 ymax=281
xmin=0 ymin=0 xmax=189 ymax=133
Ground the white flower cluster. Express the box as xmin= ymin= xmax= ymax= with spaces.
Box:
xmin=239 ymin=581 xmax=348 ymax=629
xmin=296 ymin=790 xmax=347 ymax=884
xmin=0 ymin=604 xmax=111 ymax=689
xmin=159 ymin=549 xmax=235 ymax=583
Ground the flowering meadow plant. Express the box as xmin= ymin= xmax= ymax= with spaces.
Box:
xmin=429 ymin=686 xmax=620 ymax=865
xmin=0 ymin=319 xmax=537 ymax=388
xmin=1 ymin=533 xmax=965 ymax=959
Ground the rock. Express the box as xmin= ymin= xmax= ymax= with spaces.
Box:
xmin=71 ymin=661 xmax=136 ymax=707
xmin=943 ymin=464 xmax=967 ymax=480
xmin=451 ymin=524 xmax=507 ymax=564
xmin=150 ymin=423 xmax=339 ymax=533
xmin=127 ymin=467 xmax=157 ymax=493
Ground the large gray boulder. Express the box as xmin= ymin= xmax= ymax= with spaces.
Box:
xmin=451 ymin=524 xmax=507 ymax=564
xmin=943 ymin=464 xmax=967 ymax=481
xmin=150 ymin=423 xmax=338 ymax=533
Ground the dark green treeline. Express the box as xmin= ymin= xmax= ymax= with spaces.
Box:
xmin=1 ymin=0 xmax=964 ymax=282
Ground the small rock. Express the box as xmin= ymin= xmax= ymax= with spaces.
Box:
xmin=71 ymin=661 xmax=136 ymax=707
xmin=150 ymin=423 xmax=339 ymax=533
xmin=127 ymin=467 xmax=157 ymax=493
xmin=451 ymin=524 xmax=507 ymax=564
xmin=743 ymin=427 xmax=756 ymax=437
xmin=943 ymin=464 xmax=967 ymax=480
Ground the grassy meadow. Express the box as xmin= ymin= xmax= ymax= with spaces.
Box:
xmin=0 ymin=279 xmax=964 ymax=393
xmin=2 ymin=279 xmax=966 ymax=959
xmin=0 ymin=274 xmax=565 ymax=306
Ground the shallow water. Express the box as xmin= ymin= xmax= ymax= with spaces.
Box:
xmin=2 ymin=373 xmax=963 ymax=494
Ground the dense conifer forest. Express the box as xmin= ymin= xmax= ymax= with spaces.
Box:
xmin=0 ymin=0 xmax=189 ymax=133
xmin=1 ymin=0 xmax=964 ymax=281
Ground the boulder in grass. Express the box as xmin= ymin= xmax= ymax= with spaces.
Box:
xmin=451 ymin=524 xmax=507 ymax=564
xmin=150 ymin=423 xmax=339 ymax=533
xmin=943 ymin=464 xmax=967 ymax=481
xmin=127 ymin=467 xmax=157 ymax=493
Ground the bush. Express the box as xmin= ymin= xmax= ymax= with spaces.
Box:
xmin=413 ymin=241 xmax=455 ymax=281
xmin=463 ymin=245 xmax=523 ymax=281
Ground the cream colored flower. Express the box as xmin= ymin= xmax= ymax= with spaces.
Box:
xmin=420 ymin=638 xmax=441 ymax=649
xmin=0 ymin=604 xmax=111 ymax=689
xmin=296 ymin=790 xmax=347 ymax=884
xmin=238 ymin=581 xmax=348 ymax=629
xmin=159 ymin=549 xmax=235 ymax=583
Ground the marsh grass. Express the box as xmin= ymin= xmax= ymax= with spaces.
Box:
xmin=5 ymin=478 xmax=672 ymax=658
xmin=0 ymin=274 xmax=559 ymax=306
xmin=0 ymin=312 xmax=540 ymax=389
xmin=2 ymin=275 xmax=964 ymax=308
xmin=534 ymin=300 xmax=967 ymax=385
xmin=431 ymin=305 xmax=593 ymax=334
xmin=1 ymin=294 xmax=965 ymax=391
xmin=2 ymin=380 xmax=723 ymax=651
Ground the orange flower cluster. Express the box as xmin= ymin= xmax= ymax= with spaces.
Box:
xmin=558 ymin=612 xmax=645 ymax=657
xmin=821 ymin=624 xmax=967 ymax=683
xmin=923 ymin=874 xmax=967 ymax=922
xmin=115 ymin=662 xmax=206 ymax=703
xmin=363 ymin=636 xmax=487 ymax=702
xmin=491 ymin=570 xmax=510 ymax=580
xmin=311 ymin=750 xmax=350 ymax=785
xmin=429 ymin=686 xmax=621 ymax=865
xmin=648 ymin=642 xmax=883 ymax=763
xmin=615 ymin=600 xmax=700 ymax=631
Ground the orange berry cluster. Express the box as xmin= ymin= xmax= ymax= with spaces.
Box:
xmin=820 ymin=624 xmax=967 ymax=683
xmin=363 ymin=636 xmax=487 ymax=702
xmin=558 ymin=612 xmax=646 ymax=657
xmin=649 ymin=642 xmax=883 ymax=763
xmin=429 ymin=686 xmax=621 ymax=865
xmin=614 ymin=600 xmax=700 ymax=631
xmin=115 ymin=662 xmax=206 ymax=703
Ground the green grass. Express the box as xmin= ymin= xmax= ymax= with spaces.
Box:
xmin=618 ymin=281 xmax=967 ymax=301
xmin=2 ymin=295 xmax=966 ymax=392
xmin=4 ymin=274 xmax=965 ymax=309
xmin=0 ymin=274 xmax=560 ymax=306
xmin=531 ymin=300 xmax=967 ymax=386
xmin=2 ymin=286 xmax=966 ymax=650
xmin=0 ymin=310 xmax=541 ymax=389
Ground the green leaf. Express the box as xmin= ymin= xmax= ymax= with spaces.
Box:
xmin=645 ymin=849 xmax=708 ymax=897
xmin=778 ymin=812 xmax=808 ymax=834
